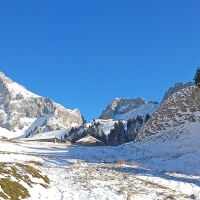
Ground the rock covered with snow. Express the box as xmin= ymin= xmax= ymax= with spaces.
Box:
xmin=162 ymin=82 xmax=193 ymax=103
xmin=0 ymin=72 xmax=83 ymax=133
xmin=99 ymin=97 xmax=159 ymax=120
xmin=137 ymin=85 xmax=200 ymax=141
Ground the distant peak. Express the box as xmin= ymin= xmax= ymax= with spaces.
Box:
xmin=114 ymin=98 xmax=121 ymax=101
xmin=162 ymin=81 xmax=193 ymax=102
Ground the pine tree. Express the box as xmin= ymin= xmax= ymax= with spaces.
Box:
xmin=71 ymin=131 xmax=79 ymax=143
xmin=117 ymin=121 xmax=127 ymax=145
xmin=108 ymin=121 xmax=127 ymax=146
xmin=127 ymin=117 xmax=143 ymax=141
xmin=88 ymin=125 xmax=96 ymax=137
xmin=100 ymin=130 xmax=107 ymax=144
xmin=136 ymin=115 xmax=143 ymax=124
xmin=69 ymin=127 xmax=75 ymax=135
xmin=108 ymin=129 xmax=115 ymax=146
xmin=127 ymin=118 xmax=132 ymax=130
xmin=81 ymin=130 xmax=87 ymax=137
xmin=145 ymin=113 xmax=150 ymax=123
xmin=95 ymin=121 xmax=100 ymax=132
xmin=194 ymin=67 xmax=200 ymax=87
xmin=95 ymin=131 xmax=101 ymax=140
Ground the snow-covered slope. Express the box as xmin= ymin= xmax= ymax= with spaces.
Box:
xmin=0 ymin=120 xmax=200 ymax=199
xmin=99 ymin=97 xmax=159 ymax=120
xmin=75 ymin=119 xmax=127 ymax=136
xmin=115 ymin=101 xmax=160 ymax=120
xmin=69 ymin=101 xmax=160 ymax=140
xmin=134 ymin=121 xmax=200 ymax=174
xmin=20 ymin=129 xmax=69 ymax=141
xmin=0 ymin=72 xmax=83 ymax=138
xmin=137 ymin=85 xmax=200 ymax=141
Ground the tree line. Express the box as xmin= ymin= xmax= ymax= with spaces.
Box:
xmin=65 ymin=113 xmax=150 ymax=146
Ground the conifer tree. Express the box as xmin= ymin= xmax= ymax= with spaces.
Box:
xmin=194 ymin=67 xmax=200 ymax=87
xmin=81 ymin=130 xmax=87 ymax=137
xmin=108 ymin=129 xmax=115 ymax=146
xmin=100 ymin=130 xmax=107 ymax=144
xmin=117 ymin=120 xmax=127 ymax=145
xmin=113 ymin=122 xmax=120 ymax=145
xmin=95 ymin=131 xmax=101 ymax=140
xmin=71 ymin=130 xmax=79 ymax=143
xmin=127 ymin=116 xmax=143 ymax=141
xmin=145 ymin=113 xmax=150 ymax=123
xmin=136 ymin=115 xmax=143 ymax=124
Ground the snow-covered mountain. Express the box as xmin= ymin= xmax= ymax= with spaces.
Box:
xmin=99 ymin=97 xmax=159 ymax=120
xmin=1 ymin=77 xmax=200 ymax=199
xmin=1 ymin=120 xmax=200 ymax=199
xmin=70 ymin=98 xmax=159 ymax=143
xmin=0 ymin=72 xmax=83 ymax=138
xmin=47 ymin=81 xmax=194 ymax=143
xmin=136 ymin=85 xmax=200 ymax=141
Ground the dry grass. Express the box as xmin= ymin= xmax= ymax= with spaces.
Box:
xmin=0 ymin=162 xmax=50 ymax=200
xmin=63 ymin=162 xmax=189 ymax=199
xmin=26 ymin=160 xmax=43 ymax=166
xmin=0 ymin=136 xmax=19 ymax=144
xmin=130 ymin=160 xmax=152 ymax=170
xmin=115 ymin=159 xmax=126 ymax=165
xmin=0 ymin=178 xmax=30 ymax=200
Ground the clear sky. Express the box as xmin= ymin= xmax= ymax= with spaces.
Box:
xmin=0 ymin=1 xmax=200 ymax=121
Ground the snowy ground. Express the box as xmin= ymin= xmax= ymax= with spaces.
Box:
xmin=0 ymin=122 xmax=200 ymax=199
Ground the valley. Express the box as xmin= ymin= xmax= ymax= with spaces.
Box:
xmin=0 ymin=72 xmax=199 ymax=199
xmin=0 ymin=121 xmax=200 ymax=199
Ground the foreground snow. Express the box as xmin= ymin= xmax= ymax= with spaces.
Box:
xmin=0 ymin=121 xmax=200 ymax=199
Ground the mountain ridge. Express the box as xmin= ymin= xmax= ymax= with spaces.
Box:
xmin=136 ymin=85 xmax=200 ymax=141
xmin=0 ymin=72 xmax=83 ymax=137
xmin=99 ymin=97 xmax=159 ymax=120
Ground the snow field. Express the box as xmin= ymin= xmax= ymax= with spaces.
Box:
xmin=0 ymin=121 xmax=200 ymax=199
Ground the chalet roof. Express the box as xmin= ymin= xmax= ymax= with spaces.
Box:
xmin=75 ymin=134 xmax=102 ymax=143
xmin=20 ymin=136 xmax=61 ymax=141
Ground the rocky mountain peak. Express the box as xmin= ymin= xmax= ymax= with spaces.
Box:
xmin=0 ymin=72 xmax=83 ymax=135
xmin=136 ymin=85 xmax=200 ymax=141
xmin=162 ymin=82 xmax=193 ymax=103
xmin=99 ymin=97 xmax=151 ymax=119
xmin=0 ymin=72 xmax=13 ymax=84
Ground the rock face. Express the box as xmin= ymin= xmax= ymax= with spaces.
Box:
xmin=99 ymin=97 xmax=159 ymax=120
xmin=162 ymin=82 xmax=193 ymax=102
xmin=0 ymin=72 xmax=83 ymax=133
xmin=136 ymin=85 xmax=200 ymax=141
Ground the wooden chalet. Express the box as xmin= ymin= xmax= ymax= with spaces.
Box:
xmin=75 ymin=135 xmax=105 ymax=146
xmin=21 ymin=136 xmax=70 ymax=144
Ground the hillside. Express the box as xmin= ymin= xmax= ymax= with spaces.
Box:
xmin=136 ymin=85 xmax=200 ymax=141
xmin=0 ymin=77 xmax=200 ymax=199
xmin=162 ymin=82 xmax=193 ymax=102
xmin=0 ymin=120 xmax=200 ymax=199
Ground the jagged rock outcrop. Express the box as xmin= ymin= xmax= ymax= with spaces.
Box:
xmin=136 ymin=85 xmax=200 ymax=141
xmin=99 ymin=97 xmax=159 ymax=120
xmin=162 ymin=82 xmax=193 ymax=102
xmin=0 ymin=72 xmax=83 ymax=133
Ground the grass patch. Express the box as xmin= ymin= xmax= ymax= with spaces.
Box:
xmin=0 ymin=179 xmax=30 ymax=200
xmin=0 ymin=191 xmax=8 ymax=199
xmin=19 ymin=164 xmax=50 ymax=184
xmin=0 ymin=162 xmax=50 ymax=200
xmin=27 ymin=160 xmax=43 ymax=166
xmin=0 ymin=136 xmax=19 ymax=144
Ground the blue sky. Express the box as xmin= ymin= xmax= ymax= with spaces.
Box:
xmin=0 ymin=1 xmax=200 ymax=121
